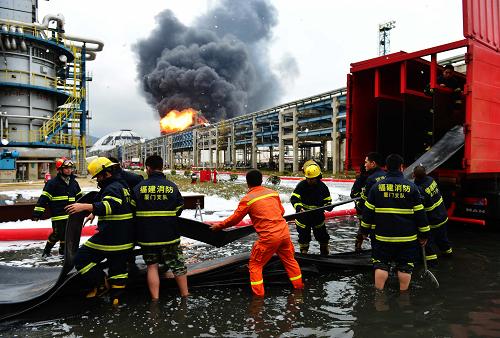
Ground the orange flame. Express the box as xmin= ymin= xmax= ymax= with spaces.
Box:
xmin=160 ymin=108 xmax=198 ymax=133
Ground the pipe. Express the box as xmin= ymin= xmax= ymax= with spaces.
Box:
xmin=0 ymin=14 xmax=104 ymax=55
xmin=0 ymin=114 xmax=50 ymax=120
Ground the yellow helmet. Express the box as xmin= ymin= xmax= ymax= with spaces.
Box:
xmin=304 ymin=164 xmax=321 ymax=179
xmin=87 ymin=157 xmax=117 ymax=178
xmin=302 ymin=159 xmax=318 ymax=172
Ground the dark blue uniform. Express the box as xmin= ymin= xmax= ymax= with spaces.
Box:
xmin=73 ymin=174 xmax=135 ymax=297
xmin=33 ymin=173 xmax=82 ymax=254
xmin=290 ymin=180 xmax=332 ymax=252
xmin=133 ymin=172 xmax=186 ymax=275
xmin=360 ymin=167 xmax=386 ymax=212
xmin=415 ymin=175 xmax=452 ymax=260
xmin=351 ymin=172 xmax=368 ymax=214
xmin=361 ymin=171 xmax=430 ymax=273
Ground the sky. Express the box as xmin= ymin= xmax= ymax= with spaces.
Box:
xmin=38 ymin=0 xmax=463 ymax=139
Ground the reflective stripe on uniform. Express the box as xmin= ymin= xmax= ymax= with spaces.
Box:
xmin=41 ymin=191 xmax=53 ymax=200
xmin=419 ymin=225 xmax=431 ymax=232
xmin=293 ymin=202 xmax=304 ymax=209
xmin=136 ymin=210 xmax=177 ymax=217
xmin=130 ymin=199 xmax=136 ymax=207
xmin=247 ymin=193 xmax=279 ymax=206
xmin=68 ymin=197 xmax=75 ymax=202
xmin=34 ymin=206 xmax=45 ymax=212
xmin=250 ymin=279 xmax=263 ymax=285
xmin=79 ymin=262 xmax=97 ymax=274
xmin=98 ymin=213 xmax=134 ymax=221
xmin=295 ymin=219 xmax=324 ymax=229
xmin=290 ymin=274 xmax=302 ymax=281
xmin=138 ymin=238 xmax=180 ymax=246
xmin=413 ymin=204 xmax=424 ymax=211
xmin=291 ymin=193 xmax=301 ymax=199
xmin=364 ymin=201 xmax=375 ymax=210
xmin=104 ymin=196 xmax=122 ymax=204
xmin=324 ymin=196 xmax=332 ymax=201
xmin=84 ymin=241 xmax=134 ymax=251
xmin=295 ymin=219 xmax=307 ymax=228
xmin=424 ymin=197 xmax=443 ymax=211
xmin=103 ymin=201 xmax=112 ymax=215
xmin=430 ymin=217 xmax=448 ymax=229
xmin=374 ymin=234 xmax=418 ymax=242
xmin=444 ymin=248 xmax=453 ymax=254
xmin=360 ymin=220 xmax=372 ymax=229
xmin=109 ymin=273 xmax=128 ymax=279
xmin=51 ymin=215 xmax=69 ymax=221
xmin=111 ymin=285 xmax=126 ymax=289
xmin=426 ymin=254 xmax=438 ymax=261
xmin=52 ymin=196 xmax=69 ymax=201
xmin=375 ymin=207 xmax=414 ymax=214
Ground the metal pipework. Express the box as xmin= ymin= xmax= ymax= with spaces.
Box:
xmin=0 ymin=14 xmax=104 ymax=58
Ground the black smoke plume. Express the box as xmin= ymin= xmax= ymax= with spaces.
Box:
xmin=135 ymin=0 xmax=288 ymax=121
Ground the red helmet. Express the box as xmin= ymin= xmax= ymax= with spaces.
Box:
xmin=55 ymin=157 xmax=74 ymax=170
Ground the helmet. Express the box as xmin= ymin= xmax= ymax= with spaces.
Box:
xmin=302 ymin=159 xmax=318 ymax=172
xmin=55 ymin=157 xmax=74 ymax=170
xmin=304 ymin=164 xmax=321 ymax=179
xmin=87 ymin=157 xmax=117 ymax=178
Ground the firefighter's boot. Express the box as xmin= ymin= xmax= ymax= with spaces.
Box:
xmin=58 ymin=242 xmax=65 ymax=256
xmin=299 ymin=243 xmax=309 ymax=254
xmin=42 ymin=241 xmax=55 ymax=258
xmin=320 ymin=243 xmax=330 ymax=256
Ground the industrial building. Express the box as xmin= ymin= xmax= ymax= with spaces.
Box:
xmin=122 ymin=88 xmax=348 ymax=174
xmin=0 ymin=0 xmax=102 ymax=181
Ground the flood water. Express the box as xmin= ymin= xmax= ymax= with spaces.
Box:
xmin=1 ymin=216 xmax=500 ymax=337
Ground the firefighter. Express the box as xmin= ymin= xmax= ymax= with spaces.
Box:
xmin=290 ymin=164 xmax=333 ymax=255
xmin=33 ymin=157 xmax=82 ymax=258
xmin=351 ymin=162 xmax=368 ymax=252
xmin=65 ymin=157 xmax=135 ymax=306
xmin=210 ymin=169 xmax=303 ymax=297
xmin=360 ymin=154 xmax=429 ymax=291
xmin=413 ymin=165 xmax=452 ymax=263
xmin=354 ymin=152 xmax=386 ymax=249
xmin=133 ymin=155 xmax=188 ymax=301
xmin=107 ymin=156 xmax=144 ymax=275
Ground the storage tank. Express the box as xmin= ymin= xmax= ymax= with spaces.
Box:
xmin=0 ymin=1 xmax=103 ymax=181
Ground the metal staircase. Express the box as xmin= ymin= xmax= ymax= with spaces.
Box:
xmin=39 ymin=45 xmax=84 ymax=148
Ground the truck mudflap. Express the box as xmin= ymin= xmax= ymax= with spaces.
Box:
xmin=403 ymin=125 xmax=465 ymax=179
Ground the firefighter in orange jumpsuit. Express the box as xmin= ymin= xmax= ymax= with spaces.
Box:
xmin=210 ymin=169 xmax=303 ymax=297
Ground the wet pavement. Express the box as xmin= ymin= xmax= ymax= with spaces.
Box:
xmin=1 ymin=217 xmax=500 ymax=337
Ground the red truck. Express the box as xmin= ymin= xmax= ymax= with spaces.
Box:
xmin=345 ymin=0 xmax=500 ymax=226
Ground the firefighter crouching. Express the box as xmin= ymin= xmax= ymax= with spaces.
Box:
xmin=413 ymin=165 xmax=452 ymax=264
xmin=360 ymin=154 xmax=429 ymax=291
xmin=210 ymin=169 xmax=303 ymax=297
xmin=290 ymin=164 xmax=333 ymax=255
xmin=133 ymin=155 xmax=189 ymax=301
xmin=33 ymin=157 xmax=82 ymax=258
xmin=65 ymin=157 xmax=135 ymax=305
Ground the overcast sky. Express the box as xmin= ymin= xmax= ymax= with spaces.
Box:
xmin=39 ymin=0 xmax=463 ymax=139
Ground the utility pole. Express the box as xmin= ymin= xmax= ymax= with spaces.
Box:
xmin=378 ymin=21 xmax=396 ymax=56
